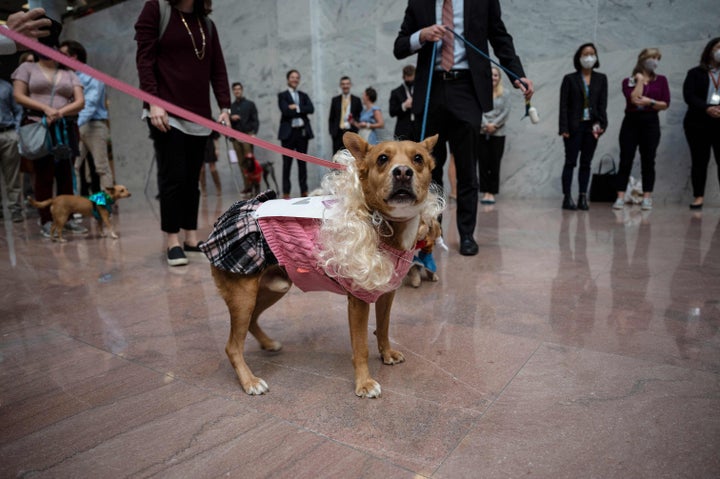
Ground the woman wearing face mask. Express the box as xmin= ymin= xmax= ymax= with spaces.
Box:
xmin=559 ymin=43 xmax=608 ymax=210
xmin=477 ymin=66 xmax=511 ymax=205
xmin=682 ymin=37 xmax=720 ymax=210
xmin=613 ymin=48 xmax=670 ymax=211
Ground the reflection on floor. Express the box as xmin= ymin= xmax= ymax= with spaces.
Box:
xmin=1 ymin=194 xmax=719 ymax=478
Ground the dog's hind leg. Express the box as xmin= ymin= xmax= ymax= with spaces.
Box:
xmin=211 ymin=266 xmax=269 ymax=395
xmin=248 ymin=266 xmax=291 ymax=352
xmin=374 ymin=291 xmax=405 ymax=365
xmin=348 ymin=295 xmax=381 ymax=398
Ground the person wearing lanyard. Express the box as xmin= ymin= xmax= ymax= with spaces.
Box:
xmin=613 ymin=48 xmax=670 ymax=211
xmin=559 ymin=43 xmax=608 ymax=211
xmin=682 ymin=37 xmax=720 ymax=210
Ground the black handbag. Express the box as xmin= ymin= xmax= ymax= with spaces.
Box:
xmin=589 ymin=155 xmax=618 ymax=202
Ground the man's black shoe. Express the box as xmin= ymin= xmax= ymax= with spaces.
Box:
xmin=459 ymin=237 xmax=479 ymax=256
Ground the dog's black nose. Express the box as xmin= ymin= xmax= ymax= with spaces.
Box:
xmin=392 ymin=166 xmax=414 ymax=181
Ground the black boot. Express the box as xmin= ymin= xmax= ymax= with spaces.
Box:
xmin=577 ymin=194 xmax=589 ymax=211
xmin=562 ymin=194 xmax=577 ymax=210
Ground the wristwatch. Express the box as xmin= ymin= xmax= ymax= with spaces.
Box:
xmin=222 ymin=108 xmax=231 ymax=114
xmin=650 ymin=100 xmax=656 ymax=107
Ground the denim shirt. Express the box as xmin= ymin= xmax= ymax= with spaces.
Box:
xmin=0 ymin=79 xmax=23 ymax=129
xmin=77 ymin=72 xmax=108 ymax=127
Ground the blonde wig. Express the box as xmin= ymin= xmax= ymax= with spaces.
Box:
xmin=316 ymin=149 xmax=444 ymax=292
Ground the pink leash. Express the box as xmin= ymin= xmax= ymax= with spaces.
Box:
xmin=1 ymin=27 xmax=344 ymax=171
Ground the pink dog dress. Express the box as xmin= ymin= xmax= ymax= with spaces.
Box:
xmin=200 ymin=191 xmax=413 ymax=303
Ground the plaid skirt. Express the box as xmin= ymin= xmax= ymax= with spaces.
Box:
xmin=200 ymin=191 xmax=278 ymax=274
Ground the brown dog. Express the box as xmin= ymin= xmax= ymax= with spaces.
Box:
xmin=28 ymin=185 xmax=132 ymax=242
xmin=205 ymin=132 xmax=441 ymax=397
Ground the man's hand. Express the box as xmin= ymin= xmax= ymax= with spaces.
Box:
xmin=230 ymin=114 xmax=240 ymax=121
xmin=514 ymin=77 xmax=534 ymax=101
xmin=420 ymin=24 xmax=446 ymax=43
xmin=6 ymin=9 xmax=51 ymax=50
xmin=218 ymin=110 xmax=230 ymax=126
xmin=402 ymin=97 xmax=412 ymax=110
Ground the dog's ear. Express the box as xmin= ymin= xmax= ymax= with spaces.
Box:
xmin=343 ymin=132 xmax=369 ymax=162
xmin=421 ymin=134 xmax=439 ymax=154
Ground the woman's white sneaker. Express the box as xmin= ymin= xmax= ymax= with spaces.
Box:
xmin=612 ymin=198 xmax=625 ymax=210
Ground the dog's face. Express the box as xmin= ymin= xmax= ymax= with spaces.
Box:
xmin=343 ymin=132 xmax=437 ymax=221
xmin=106 ymin=185 xmax=132 ymax=200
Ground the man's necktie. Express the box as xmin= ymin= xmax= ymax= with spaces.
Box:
xmin=441 ymin=0 xmax=454 ymax=71
xmin=340 ymin=95 xmax=349 ymax=129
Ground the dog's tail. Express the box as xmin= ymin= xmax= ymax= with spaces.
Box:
xmin=27 ymin=196 xmax=52 ymax=209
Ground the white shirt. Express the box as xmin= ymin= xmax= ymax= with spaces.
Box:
xmin=409 ymin=0 xmax=469 ymax=71
xmin=288 ymin=88 xmax=304 ymax=128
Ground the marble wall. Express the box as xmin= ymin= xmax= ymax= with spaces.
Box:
xmin=63 ymin=0 xmax=719 ymax=202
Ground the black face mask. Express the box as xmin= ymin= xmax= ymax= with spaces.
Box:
xmin=404 ymin=80 xmax=414 ymax=88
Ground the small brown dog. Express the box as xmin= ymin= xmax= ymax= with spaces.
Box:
xmin=203 ymin=132 xmax=442 ymax=397
xmin=28 ymin=185 xmax=132 ymax=242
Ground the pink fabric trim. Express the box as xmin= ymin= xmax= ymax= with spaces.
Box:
xmin=258 ymin=216 xmax=413 ymax=303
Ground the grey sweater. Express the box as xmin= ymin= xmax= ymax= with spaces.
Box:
xmin=481 ymin=91 xmax=511 ymax=137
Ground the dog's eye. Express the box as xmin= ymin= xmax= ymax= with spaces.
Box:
xmin=377 ymin=154 xmax=389 ymax=166
xmin=413 ymin=154 xmax=424 ymax=165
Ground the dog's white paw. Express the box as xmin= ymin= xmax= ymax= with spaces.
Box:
xmin=381 ymin=349 xmax=405 ymax=365
xmin=260 ymin=340 xmax=282 ymax=352
xmin=110 ymin=232 xmax=118 ymax=239
xmin=243 ymin=378 xmax=269 ymax=395
xmin=356 ymin=379 xmax=381 ymax=398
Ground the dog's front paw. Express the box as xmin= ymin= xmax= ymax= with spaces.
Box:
xmin=355 ymin=379 xmax=381 ymax=398
xmin=110 ymin=232 xmax=118 ymax=239
xmin=242 ymin=377 xmax=269 ymax=395
xmin=381 ymin=349 xmax=405 ymax=365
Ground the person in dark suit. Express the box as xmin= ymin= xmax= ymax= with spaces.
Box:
xmin=278 ymin=69 xmax=314 ymax=198
xmin=559 ymin=43 xmax=608 ymax=211
xmin=394 ymin=0 xmax=533 ymax=256
xmin=683 ymin=37 xmax=720 ymax=210
xmin=389 ymin=65 xmax=418 ymax=141
xmin=328 ymin=76 xmax=362 ymax=153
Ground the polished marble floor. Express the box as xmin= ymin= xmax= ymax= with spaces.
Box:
xmin=1 ymin=192 xmax=719 ymax=478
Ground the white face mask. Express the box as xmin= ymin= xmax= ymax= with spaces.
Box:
xmin=580 ymin=55 xmax=597 ymax=70
xmin=644 ymin=58 xmax=659 ymax=72
xmin=714 ymin=49 xmax=720 ymax=63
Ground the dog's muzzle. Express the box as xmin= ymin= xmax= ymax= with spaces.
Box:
xmin=388 ymin=166 xmax=417 ymax=203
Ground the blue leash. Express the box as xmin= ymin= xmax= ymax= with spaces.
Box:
xmin=419 ymin=42 xmax=438 ymax=141
xmin=445 ymin=27 xmax=528 ymax=90
xmin=445 ymin=27 xmax=533 ymax=118
xmin=419 ymin=27 xmax=532 ymax=137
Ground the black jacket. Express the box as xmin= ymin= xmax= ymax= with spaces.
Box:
xmin=389 ymin=83 xmax=417 ymax=141
xmin=277 ymin=90 xmax=314 ymax=141
xmin=230 ymin=97 xmax=259 ymax=134
xmin=328 ymin=94 xmax=362 ymax=138
xmin=559 ymin=71 xmax=608 ymax=134
xmin=393 ymin=0 xmax=525 ymax=118
xmin=683 ymin=66 xmax=720 ymax=126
